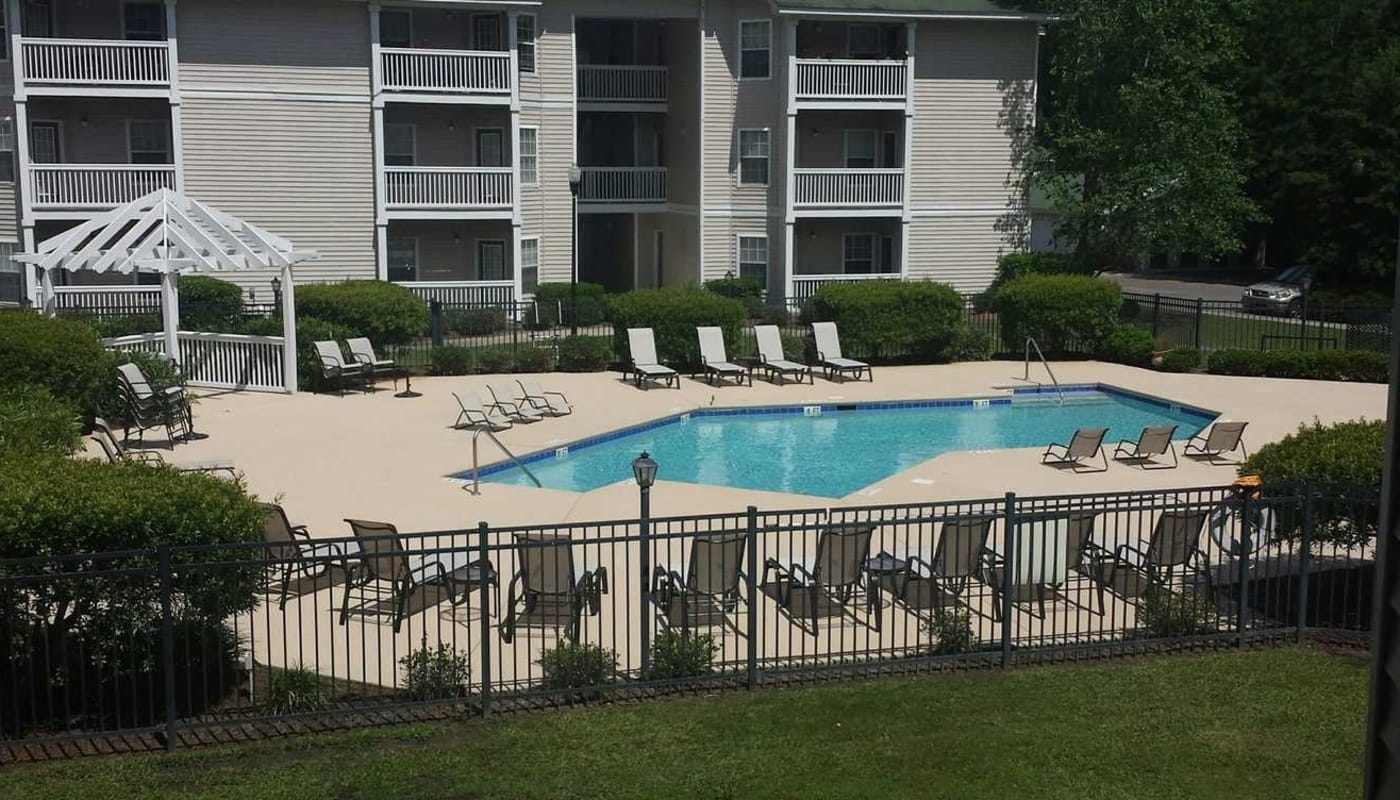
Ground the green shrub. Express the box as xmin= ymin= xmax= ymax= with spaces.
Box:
xmin=0 ymin=311 xmax=112 ymax=421
xmin=400 ymin=640 xmax=471 ymax=701
xmin=513 ymin=346 xmax=555 ymax=373
xmin=609 ymin=289 xmax=746 ymax=370
xmin=992 ymin=252 xmax=1094 ymax=289
xmin=268 ymin=666 xmax=328 ymax=715
xmin=1138 ymin=589 xmax=1217 ymax=638
xmin=645 ymin=630 xmax=717 ymax=681
xmin=922 ymin=608 xmax=976 ymax=655
xmin=529 ymin=282 xmax=608 ymax=328
xmin=751 ymin=303 xmax=792 ymax=326
xmin=179 ymin=275 xmax=245 ymax=330
xmin=806 ymin=281 xmax=966 ymax=363
xmin=1206 ymin=349 xmax=1389 ymax=382
xmin=1309 ymin=350 xmax=1389 ymax=383
xmin=441 ymin=307 xmax=508 ymax=337
xmin=295 ymin=317 xmax=358 ymax=392
xmin=997 ymin=274 xmax=1121 ymax=355
xmin=477 ymin=348 xmax=514 ymax=375
xmin=231 ymin=316 xmax=284 ymax=337
xmin=0 ymin=385 xmax=81 ymax=457
xmin=1205 ymin=349 xmax=1266 ymax=377
xmin=60 ymin=311 xmax=163 ymax=339
xmin=704 ymin=277 xmax=764 ymax=302
xmin=557 ymin=335 xmax=613 ymax=372
xmin=949 ymin=327 xmax=994 ymax=362
xmin=1158 ymin=347 xmax=1201 ymax=373
xmin=538 ymin=641 xmax=617 ymax=699
xmin=429 ymin=345 xmax=476 ymax=376
xmin=297 ymin=281 xmax=427 ymax=346
xmin=1097 ymin=325 xmax=1154 ymax=367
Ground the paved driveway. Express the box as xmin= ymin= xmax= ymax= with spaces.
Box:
xmin=1103 ymin=272 xmax=1250 ymax=303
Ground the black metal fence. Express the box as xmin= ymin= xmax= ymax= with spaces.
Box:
xmin=1120 ymin=291 xmax=1393 ymax=353
xmin=0 ymin=483 xmax=1376 ymax=760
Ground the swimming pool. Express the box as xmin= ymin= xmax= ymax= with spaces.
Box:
xmin=464 ymin=385 xmax=1217 ymax=499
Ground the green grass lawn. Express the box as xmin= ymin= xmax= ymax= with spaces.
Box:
xmin=1 ymin=647 xmax=1366 ymax=800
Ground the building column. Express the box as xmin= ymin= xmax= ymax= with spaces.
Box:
xmin=369 ymin=3 xmax=388 ymax=281
xmin=165 ymin=0 xmax=184 ymax=191
xmin=782 ymin=19 xmax=798 ymax=302
xmin=508 ymin=12 xmax=523 ymax=302
xmin=782 ymin=222 xmax=794 ymax=305
xmin=901 ymin=21 xmax=915 ymax=281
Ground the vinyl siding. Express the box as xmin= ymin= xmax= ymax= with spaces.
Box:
xmin=795 ymin=110 xmax=903 ymax=168
xmin=178 ymin=0 xmax=369 ymax=95
xmin=905 ymin=215 xmax=1017 ymax=292
xmin=180 ymin=97 xmax=375 ymax=286
xmin=702 ymin=0 xmax=783 ymax=212
xmin=518 ymin=106 xmax=572 ymax=285
xmin=388 ymin=220 xmax=514 ymax=282
xmin=384 ymin=106 xmax=511 ymax=167
xmin=703 ymin=215 xmax=782 ymax=289
xmin=635 ymin=210 xmax=700 ymax=288
xmin=794 ymin=219 xmax=901 ymax=275
xmin=27 ymin=98 xmax=172 ymax=163
xmin=520 ymin=4 xmax=572 ymax=104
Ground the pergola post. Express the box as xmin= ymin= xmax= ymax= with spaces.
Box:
xmin=159 ymin=270 xmax=180 ymax=363
xmin=39 ymin=266 xmax=56 ymax=315
xmin=280 ymin=264 xmax=297 ymax=393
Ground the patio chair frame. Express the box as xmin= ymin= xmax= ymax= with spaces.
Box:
xmin=811 ymin=321 xmax=872 ymax=383
xmin=341 ymin=519 xmax=497 ymax=633
xmin=625 ymin=328 xmax=680 ymax=390
xmin=1112 ymin=425 xmax=1180 ymax=470
xmin=500 ymin=533 xmax=610 ymax=643
xmin=693 ymin=326 xmax=749 ymax=387
xmin=314 ymin=341 xmax=371 ymax=395
xmin=753 ymin=325 xmax=813 ymax=386
xmin=261 ymin=503 xmax=352 ymax=610
xmin=1041 ymin=428 xmax=1109 ymax=473
xmin=1184 ymin=421 xmax=1249 ymax=464
xmin=650 ymin=531 xmax=748 ymax=631
xmin=452 ymin=391 xmax=513 ymax=431
xmin=762 ymin=523 xmax=877 ymax=634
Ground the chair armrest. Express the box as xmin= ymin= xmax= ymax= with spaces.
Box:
xmin=1113 ymin=542 xmax=1150 ymax=566
xmin=290 ymin=525 xmax=311 ymax=539
xmin=544 ymin=391 xmax=569 ymax=402
xmin=299 ymin=542 xmax=346 ymax=563
xmin=789 ymin=561 xmax=816 ymax=586
xmin=907 ymin=554 xmax=935 ymax=579
xmin=406 ymin=559 xmax=448 ymax=587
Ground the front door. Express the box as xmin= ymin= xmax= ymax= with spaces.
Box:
xmin=472 ymin=14 xmax=502 ymax=50
xmin=22 ymin=0 xmax=53 ymax=38
xmin=29 ymin=121 xmax=61 ymax=164
xmin=477 ymin=240 xmax=506 ymax=281
xmin=475 ymin=128 xmax=504 ymax=167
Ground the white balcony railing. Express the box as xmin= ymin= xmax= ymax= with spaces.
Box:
xmin=30 ymin=164 xmax=177 ymax=209
xmin=380 ymin=48 xmax=512 ymax=95
xmin=54 ymin=285 xmax=163 ymax=315
xmin=795 ymin=58 xmax=907 ymax=101
xmin=793 ymin=169 xmax=904 ymax=208
xmin=576 ymin=65 xmax=668 ymax=103
xmin=791 ymin=273 xmax=900 ymax=301
xmin=104 ymin=332 xmax=288 ymax=393
xmin=384 ymin=167 xmax=514 ymax=209
xmin=578 ymin=167 xmax=667 ymax=203
xmin=21 ymin=38 xmax=170 ymax=85
xmin=398 ymin=281 xmax=517 ymax=306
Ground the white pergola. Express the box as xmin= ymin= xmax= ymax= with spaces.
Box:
xmin=15 ymin=188 xmax=317 ymax=392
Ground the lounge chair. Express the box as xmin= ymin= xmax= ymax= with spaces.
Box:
xmin=341 ymin=519 xmax=497 ymax=633
xmin=985 ymin=512 xmax=1106 ymax=620
xmin=1041 ymin=427 xmax=1109 ymax=473
xmin=313 ymin=341 xmax=370 ymax=395
xmin=451 ymin=390 xmax=513 ymax=431
xmin=516 ymin=377 xmax=573 ymax=416
xmin=261 ymin=503 xmax=352 ymax=610
xmin=886 ymin=515 xmax=996 ymax=618
xmin=346 ymin=337 xmax=397 ymax=385
xmin=694 ymin=326 xmax=748 ymax=387
xmin=1113 ymin=425 xmax=1179 ymax=470
xmin=753 ymin=325 xmax=812 ymax=385
xmin=487 ymin=382 xmax=544 ymax=423
xmin=90 ymin=417 xmax=235 ymax=478
xmin=762 ymin=523 xmax=876 ymax=634
xmin=651 ymin=532 xmax=748 ymax=630
xmin=626 ymin=328 xmax=679 ymax=389
xmin=500 ymin=533 xmax=609 ymax=643
xmin=116 ymin=361 xmax=192 ymax=446
xmin=1184 ymin=421 xmax=1248 ymax=464
xmin=811 ymin=321 xmax=871 ymax=382
xmin=1094 ymin=508 xmax=1212 ymax=600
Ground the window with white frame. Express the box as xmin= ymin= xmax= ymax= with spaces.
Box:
xmin=380 ymin=9 xmax=412 ymax=48
xmin=843 ymin=130 xmax=877 ymax=169
xmin=739 ymin=20 xmax=771 ymax=79
xmin=519 ymin=127 xmax=538 ymax=185
xmin=843 ymin=234 xmax=874 ymax=274
xmin=0 ymin=6 xmax=8 ymax=61
xmin=384 ymin=123 xmax=416 ymax=166
xmin=517 ymin=13 xmax=536 ymax=73
xmin=0 ymin=118 xmax=13 ymax=183
xmin=846 ymin=24 xmax=880 ymax=58
xmin=737 ymin=129 xmax=770 ymax=186
xmin=0 ymin=242 xmax=19 ymax=304
xmin=477 ymin=240 xmax=507 ymax=281
xmin=127 ymin=119 xmax=171 ymax=164
xmin=122 ymin=2 xmax=165 ymax=41
xmin=738 ymin=235 xmax=768 ymax=287
xmin=387 ymin=237 xmax=417 ymax=282
xmin=520 ymin=237 xmax=539 ymax=293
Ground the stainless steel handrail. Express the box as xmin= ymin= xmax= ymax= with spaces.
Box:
xmin=1023 ymin=337 xmax=1065 ymax=405
xmin=467 ymin=426 xmax=542 ymax=494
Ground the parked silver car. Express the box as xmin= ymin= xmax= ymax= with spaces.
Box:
xmin=1241 ymin=265 xmax=1315 ymax=316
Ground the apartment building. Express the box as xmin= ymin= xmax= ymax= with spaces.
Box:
xmin=0 ymin=0 xmax=1041 ymax=306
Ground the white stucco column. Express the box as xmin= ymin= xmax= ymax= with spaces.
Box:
xmin=279 ymin=264 xmax=297 ymax=393
xmin=39 ymin=265 xmax=55 ymax=315
xmin=159 ymin=270 xmax=180 ymax=362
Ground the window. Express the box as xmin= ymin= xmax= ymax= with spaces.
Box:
xmin=29 ymin=121 xmax=60 ymax=164
xmin=843 ymin=234 xmax=874 ymax=274
xmin=472 ymin=14 xmax=502 ymax=50
xmin=23 ymin=0 xmax=53 ymax=38
xmin=379 ymin=9 xmax=412 ymax=48
xmin=517 ymin=13 xmax=536 ymax=73
xmin=519 ymin=127 xmax=538 ymax=185
xmin=0 ymin=118 xmax=13 ymax=182
xmin=383 ymin=123 xmax=415 ymax=166
xmin=477 ymin=240 xmax=507 ymax=281
xmin=122 ymin=2 xmax=165 ymax=41
xmin=739 ymin=20 xmax=771 ymax=79
xmin=475 ymin=128 xmax=503 ymax=167
xmin=737 ymin=129 xmax=769 ymax=186
xmin=520 ymin=237 xmax=539 ymax=293
xmin=847 ymin=24 xmax=880 ymax=58
xmin=843 ymin=130 xmax=877 ymax=169
xmin=0 ymin=242 xmax=18 ymax=304
xmin=738 ymin=235 xmax=768 ymax=287
xmin=0 ymin=5 xmax=8 ymax=61
xmin=387 ymin=237 xmax=417 ymax=282
xmin=127 ymin=120 xmax=171 ymax=164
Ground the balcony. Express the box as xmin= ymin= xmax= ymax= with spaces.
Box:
xmin=20 ymin=38 xmax=171 ymax=90
xmin=790 ymin=273 xmax=900 ymax=302
xmin=577 ymin=167 xmax=667 ymax=205
xmin=793 ymin=169 xmax=903 ymax=214
xmin=576 ymin=66 xmax=668 ymax=106
xmin=794 ymin=59 xmax=907 ymax=104
xmin=29 ymin=164 xmax=177 ymax=211
xmin=380 ymin=48 xmax=512 ymax=99
xmin=383 ymin=167 xmax=513 ymax=216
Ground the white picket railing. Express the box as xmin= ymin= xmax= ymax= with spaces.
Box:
xmin=21 ymin=38 xmax=171 ymax=85
xmin=576 ymin=65 xmax=668 ymax=103
xmin=793 ymin=169 xmax=904 ymax=208
xmin=103 ymin=332 xmax=288 ymax=393
xmin=380 ymin=48 xmax=512 ymax=94
xmin=795 ymin=59 xmax=907 ymax=101
xmin=578 ymin=167 xmax=667 ymax=203
xmin=384 ymin=167 xmax=514 ymax=209
xmin=790 ymin=273 xmax=900 ymax=301
xmin=53 ymin=285 xmax=163 ymax=315
xmin=398 ymin=281 xmax=516 ymax=306
xmin=30 ymin=164 xmax=178 ymax=209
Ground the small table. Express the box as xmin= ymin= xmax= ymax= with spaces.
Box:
xmin=864 ymin=552 xmax=908 ymax=608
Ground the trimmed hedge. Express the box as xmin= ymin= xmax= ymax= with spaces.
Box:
xmin=529 ymin=282 xmax=608 ymax=328
xmin=0 ymin=385 xmax=81 ymax=457
xmin=1157 ymin=347 xmax=1201 ymax=373
xmin=296 ymin=281 xmax=427 ymax=346
xmin=441 ymin=307 xmax=508 ymax=336
xmin=704 ymin=277 xmax=763 ymax=301
xmin=805 ymin=281 xmax=967 ymax=363
xmin=1206 ymin=349 xmax=1388 ymax=382
xmin=179 ymin=275 xmax=245 ymax=330
xmin=609 ymin=289 xmax=746 ymax=369
xmin=428 ymin=344 xmax=556 ymax=376
xmin=992 ymin=252 xmax=1095 ymax=289
xmin=1097 ymin=325 xmax=1154 ymax=367
xmin=0 ymin=311 xmax=111 ymax=422
xmin=557 ymin=335 xmax=614 ymax=372
xmin=997 ymin=275 xmax=1121 ymax=355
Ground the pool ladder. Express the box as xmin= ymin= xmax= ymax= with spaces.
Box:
xmin=1023 ymin=338 xmax=1065 ymax=405
xmin=466 ymin=427 xmax=542 ymax=495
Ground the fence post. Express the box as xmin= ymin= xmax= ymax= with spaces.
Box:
xmin=1236 ymin=489 xmax=1253 ymax=647
xmin=1193 ymin=298 xmax=1204 ymax=352
xmin=639 ymin=490 xmax=652 ymax=681
xmin=746 ymin=505 xmax=759 ymax=691
xmin=158 ymin=546 xmax=178 ymax=752
xmin=1297 ymin=487 xmax=1314 ymax=643
xmin=1151 ymin=294 xmax=1162 ymax=340
xmin=1000 ymin=492 xmax=1016 ymax=670
xmin=430 ymin=299 xmax=443 ymax=347
xmin=477 ymin=522 xmax=492 ymax=717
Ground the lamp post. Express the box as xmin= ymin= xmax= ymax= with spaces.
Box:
xmin=568 ymin=165 xmax=582 ymax=337
xmin=632 ymin=450 xmax=658 ymax=678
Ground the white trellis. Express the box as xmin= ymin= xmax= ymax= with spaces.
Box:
xmin=14 ymin=188 xmax=317 ymax=393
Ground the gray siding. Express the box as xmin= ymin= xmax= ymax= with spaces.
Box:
xmin=178 ymin=0 xmax=369 ymax=94
xmin=27 ymin=98 xmax=172 ymax=163
xmin=47 ymin=0 xmax=126 ymax=38
xmin=518 ymin=105 xmax=572 ymax=285
xmin=794 ymin=110 xmax=903 ymax=169
xmin=181 ymin=96 xmax=375 ymax=286
xmin=794 ymin=219 xmax=901 ymax=275
xmin=388 ymin=220 xmax=514 ymax=282
xmin=905 ymin=215 xmax=1016 ymax=292
xmin=384 ymin=106 xmax=511 ymax=167
xmin=635 ymin=210 xmax=699 ymax=288
xmin=665 ymin=19 xmax=701 ymax=211
xmin=701 ymin=0 xmax=783 ymax=212
xmin=519 ymin=4 xmax=572 ymax=104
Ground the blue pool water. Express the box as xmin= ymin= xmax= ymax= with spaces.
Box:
xmin=466 ymin=386 xmax=1216 ymax=499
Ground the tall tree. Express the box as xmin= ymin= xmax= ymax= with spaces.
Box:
xmin=1031 ymin=0 xmax=1258 ymax=264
